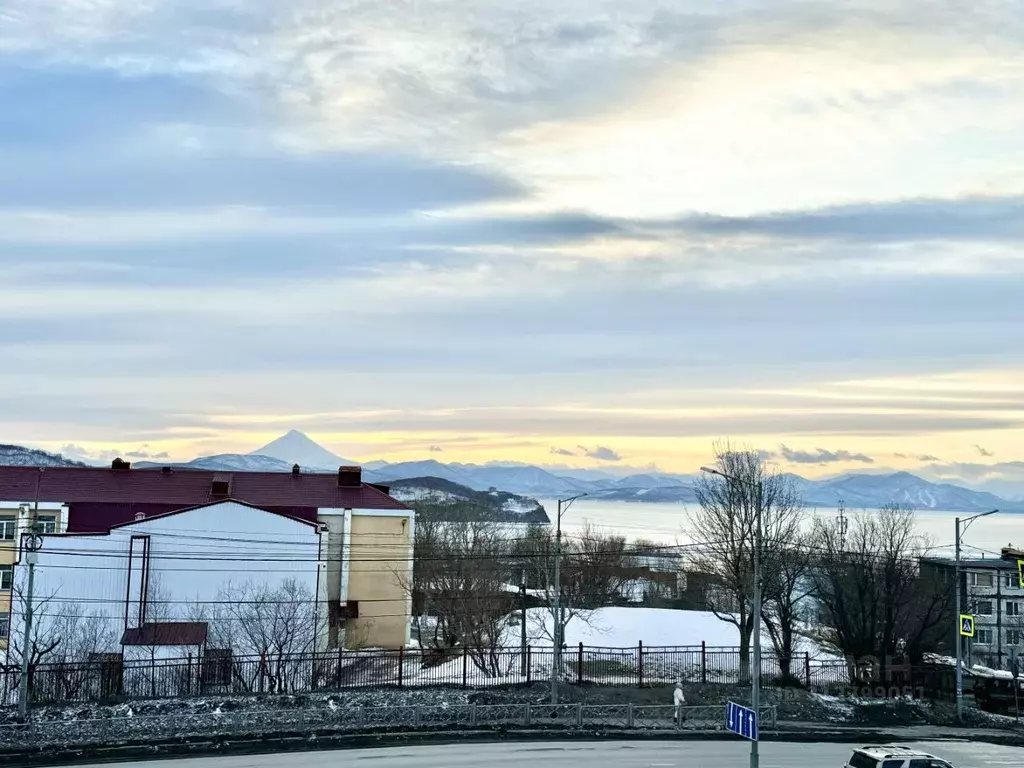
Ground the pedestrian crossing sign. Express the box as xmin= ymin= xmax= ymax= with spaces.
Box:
xmin=960 ymin=614 xmax=975 ymax=638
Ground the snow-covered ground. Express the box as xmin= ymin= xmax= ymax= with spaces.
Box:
xmin=400 ymin=607 xmax=845 ymax=688
xmin=514 ymin=606 xmax=837 ymax=657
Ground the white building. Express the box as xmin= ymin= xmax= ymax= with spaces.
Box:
xmin=7 ymin=500 xmax=324 ymax=669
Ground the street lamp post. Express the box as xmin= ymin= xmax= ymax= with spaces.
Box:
xmin=701 ymin=466 xmax=762 ymax=768
xmin=955 ymin=508 xmax=998 ymax=721
xmin=551 ymin=493 xmax=586 ymax=705
xmin=17 ymin=520 xmax=44 ymax=720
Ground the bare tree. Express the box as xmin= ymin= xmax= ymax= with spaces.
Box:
xmin=690 ymin=443 xmax=804 ymax=681
xmin=408 ymin=516 xmax=515 ymax=676
xmin=6 ymin=582 xmax=64 ymax=669
xmin=7 ymin=577 xmax=119 ymax=703
xmin=208 ymin=578 xmax=321 ymax=693
xmin=760 ymin=535 xmax=815 ymax=684
xmin=811 ymin=503 xmax=952 ymax=682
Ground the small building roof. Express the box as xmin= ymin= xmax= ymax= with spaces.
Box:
xmin=121 ymin=621 xmax=209 ymax=647
xmin=921 ymin=555 xmax=1020 ymax=571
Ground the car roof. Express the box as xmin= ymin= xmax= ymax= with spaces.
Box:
xmin=855 ymin=745 xmax=937 ymax=759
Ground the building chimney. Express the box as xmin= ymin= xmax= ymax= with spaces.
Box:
xmin=338 ymin=466 xmax=362 ymax=487
xmin=211 ymin=473 xmax=232 ymax=498
xmin=292 ymin=464 xmax=301 ymax=476
xmin=111 ymin=458 xmax=131 ymax=470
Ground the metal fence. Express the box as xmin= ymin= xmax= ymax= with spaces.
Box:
xmin=0 ymin=645 xmax=852 ymax=705
xmin=0 ymin=703 xmax=779 ymax=751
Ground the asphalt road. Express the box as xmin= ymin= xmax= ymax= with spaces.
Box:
xmin=70 ymin=740 xmax=1024 ymax=768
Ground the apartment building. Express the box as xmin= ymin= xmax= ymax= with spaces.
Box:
xmin=0 ymin=462 xmax=414 ymax=654
xmin=922 ymin=546 xmax=1024 ymax=670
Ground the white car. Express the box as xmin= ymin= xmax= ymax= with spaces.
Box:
xmin=846 ymin=745 xmax=956 ymax=768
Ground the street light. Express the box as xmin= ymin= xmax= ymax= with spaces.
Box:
xmin=701 ymin=466 xmax=763 ymax=768
xmin=551 ymin=492 xmax=587 ymax=705
xmin=955 ymin=508 xmax=998 ymax=722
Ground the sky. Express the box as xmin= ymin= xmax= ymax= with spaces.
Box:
xmin=2 ymin=1 xmax=1023 ymax=494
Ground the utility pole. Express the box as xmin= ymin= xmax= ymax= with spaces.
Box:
xmin=955 ymin=509 xmax=998 ymax=722
xmin=701 ymin=466 xmax=762 ymax=768
xmin=749 ymin=480 xmax=763 ymax=768
xmin=18 ymin=520 xmax=43 ymax=720
xmin=550 ymin=493 xmax=586 ymax=705
xmin=520 ymin=568 xmax=528 ymax=677
xmin=837 ymin=500 xmax=848 ymax=550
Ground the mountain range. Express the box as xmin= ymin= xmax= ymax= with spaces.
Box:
xmin=3 ymin=432 xmax=1022 ymax=513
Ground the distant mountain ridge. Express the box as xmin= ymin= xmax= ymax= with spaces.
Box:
xmin=0 ymin=444 xmax=87 ymax=468
xmin=3 ymin=433 xmax=1022 ymax=513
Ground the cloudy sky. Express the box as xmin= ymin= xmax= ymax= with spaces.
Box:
xmin=2 ymin=1 xmax=1023 ymax=491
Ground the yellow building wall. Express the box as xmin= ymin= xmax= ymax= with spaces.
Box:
xmin=1 ymin=506 xmax=17 ymax=653
xmin=346 ymin=514 xmax=411 ymax=649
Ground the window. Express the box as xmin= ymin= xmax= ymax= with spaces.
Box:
xmin=971 ymin=572 xmax=994 ymax=587
xmin=1006 ymin=574 xmax=1019 ymax=589
xmin=847 ymin=753 xmax=879 ymax=768
xmin=1008 ymin=630 xmax=1021 ymax=646
xmin=977 ymin=600 xmax=994 ymax=615
xmin=1008 ymin=602 xmax=1022 ymax=617
xmin=37 ymin=515 xmax=57 ymax=534
xmin=0 ymin=515 xmax=14 ymax=541
xmin=0 ymin=564 xmax=11 ymax=590
xmin=976 ymin=629 xmax=994 ymax=645
xmin=0 ymin=613 xmax=8 ymax=638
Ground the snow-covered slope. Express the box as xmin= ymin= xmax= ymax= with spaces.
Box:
xmin=367 ymin=460 xmax=475 ymax=486
xmin=811 ymin=471 xmax=1007 ymax=512
xmin=250 ymin=430 xmax=351 ymax=469
xmin=0 ymin=444 xmax=87 ymax=468
xmin=134 ymin=454 xmax=296 ymax=472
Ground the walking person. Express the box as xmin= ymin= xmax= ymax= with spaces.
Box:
xmin=673 ymin=680 xmax=687 ymax=728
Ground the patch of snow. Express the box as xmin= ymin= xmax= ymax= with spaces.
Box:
xmin=812 ymin=693 xmax=855 ymax=719
xmin=389 ymin=488 xmax=463 ymax=503
xmin=502 ymin=497 xmax=540 ymax=514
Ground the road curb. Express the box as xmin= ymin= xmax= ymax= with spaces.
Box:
xmin=2 ymin=724 xmax=1022 ymax=767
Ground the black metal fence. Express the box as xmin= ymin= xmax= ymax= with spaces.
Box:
xmin=0 ymin=644 xmax=859 ymax=706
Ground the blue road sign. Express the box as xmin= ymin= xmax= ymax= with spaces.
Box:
xmin=725 ymin=701 xmax=758 ymax=741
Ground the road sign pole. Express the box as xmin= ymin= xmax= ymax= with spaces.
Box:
xmin=955 ymin=516 xmax=963 ymax=722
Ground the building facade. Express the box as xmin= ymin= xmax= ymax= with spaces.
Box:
xmin=0 ymin=462 xmax=414 ymax=655
xmin=922 ymin=546 xmax=1024 ymax=670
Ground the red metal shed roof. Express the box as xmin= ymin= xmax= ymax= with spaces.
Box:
xmin=121 ymin=622 xmax=209 ymax=647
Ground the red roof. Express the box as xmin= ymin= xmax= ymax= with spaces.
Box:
xmin=121 ymin=622 xmax=208 ymax=647
xmin=0 ymin=466 xmax=410 ymax=532
xmin=0 ymin=465 xmax=408 ymax=509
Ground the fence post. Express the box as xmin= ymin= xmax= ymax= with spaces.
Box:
xmin=471 ymin=703 xmax=478 ymax=727
xmin=626 ymin=701 xmax=634 ymax=728
xmin=398 ymin=647 xmax=404 ymax=688
xmin=576 ymin=703 xmax=583 ymax=726
xmin=638 ymin=641 xmax=644 ymax=688
xmin=577 ymin=642 xmax=584 ymax=685
xmin=462 ymin=647 xmax=468 ymax=689
xmin=336 ymin=648 xmax=343 ymax=690
xmin=525 ymin=703 xmax=532 ymax=726
xmin=805 ymin=652 xmax=811 ymax=687
xmin=526 ymin=646 xmax=531 ymax=685
xmin=701 ymin=641 xmax=707 ymax=684
xmin=186 ymin=653 xmax=192 ymax=697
